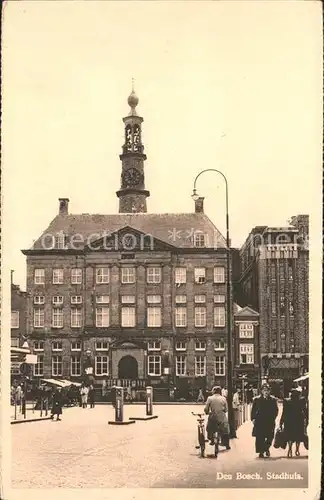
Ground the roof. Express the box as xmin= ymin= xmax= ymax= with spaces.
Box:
xmin=234 ymin=305 xmax=259 ymax=317
xmin=27 ymin=212 xmax=227 ymax=251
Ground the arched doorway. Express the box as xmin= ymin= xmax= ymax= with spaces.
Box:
xmin=118 ymin=355 xmax=138 ymax=379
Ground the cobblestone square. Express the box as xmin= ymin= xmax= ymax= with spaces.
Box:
xmin=11 ymin=404 xmax=308 ymax=488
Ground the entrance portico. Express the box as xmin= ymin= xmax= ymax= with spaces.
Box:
xmin=110 ymin=340 xmax=146 ymax=379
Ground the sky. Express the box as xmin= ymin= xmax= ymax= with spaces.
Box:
xmin=2 ymin=0 xmax=322 ymax=289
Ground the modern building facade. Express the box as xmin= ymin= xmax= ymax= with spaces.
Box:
xmin=238 ymin=216 xmax=309 ymax=396
xmin=22 ymin=90 xmax=234 ymax=399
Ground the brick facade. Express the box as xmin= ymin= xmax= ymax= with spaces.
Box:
xmin=238 ymin=215 xmax=309 ymax=393
xmin=11 ymin=280 xmax=27 ymax=347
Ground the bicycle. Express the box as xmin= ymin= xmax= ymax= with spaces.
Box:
xmin=192 ymin=412 xmax=220 ymax=458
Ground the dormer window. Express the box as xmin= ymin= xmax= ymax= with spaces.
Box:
xmin=55 ymin=233 xmax=66 ymax=249
xmin=194 ymin=232 xmax=206 ymax=248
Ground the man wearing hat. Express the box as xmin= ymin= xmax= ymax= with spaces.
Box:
xmin=251 ymin=383 xmax=278 ymax=458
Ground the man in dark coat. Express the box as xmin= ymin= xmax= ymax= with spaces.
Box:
xmin=251 ymin=383 xmax=278 ymax=458
xmin=51 ymin=387 xmax=64 ymax=421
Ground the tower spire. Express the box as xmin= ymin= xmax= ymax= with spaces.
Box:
xmin=116 ymin=86 xmax=150 ymax=213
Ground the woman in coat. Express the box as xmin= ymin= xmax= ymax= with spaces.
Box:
xmin=279 ymin=388 xmax=307 ymax=457
xmin=51 ymin=387 xmax=63 ymax=421
xmin=251 ymin=383 xmax=278 ymax=458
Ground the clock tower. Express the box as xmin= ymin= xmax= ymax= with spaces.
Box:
xmin=116 ymin=87 xmax=150 ymax=213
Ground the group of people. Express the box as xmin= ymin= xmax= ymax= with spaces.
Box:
xmin=49 ymin=383 xmax=96 ymax=421
xmin=201 ymin=382 xmax=308 ymax=459
xmin=251 ymin=382 xmax=308 ymax=458
xmin=80 ymin=384 xmax=96 ymax=409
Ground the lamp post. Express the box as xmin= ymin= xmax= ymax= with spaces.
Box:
xmin=192 ymin=168 xmax=236 ymax=438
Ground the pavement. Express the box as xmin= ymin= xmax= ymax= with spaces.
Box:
xmin=11 ymin=404 xmax=308 ymax=489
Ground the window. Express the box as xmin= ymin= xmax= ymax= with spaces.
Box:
xmin=175 ymin=307 xmax=187 ymax=327
xmin=56 ymin=233 xmax=66 ymax=249
xmin=52 ymin=341 xmax=63 ymax=351
xmin=147 ymin=341 xmax=161 ymax=351
xmin=195 ymin=307 xmax=206 ymax=327
xmin=239 ymin=344 xmax=254 ymax=364
xmin=271 ymin=291 xmax=276 ymax=315
xmin=194 ymin=268 xmax=206 ymax=284
xmin=280 ymin=295 xmax=285 ymax=316
xmin=34 ymin=341 xmax=44 ymax=351
xmin=147 ymin=267 xmax=161 ymax=284
xmin=121 ymin=267 xmax=135 ymax=284
xmin=52 ymin=355 xmax=63 ymax=376
xmin=175 ymin=341 xmax=186 ymax=351
xmin=71 ymin=295 xmax=82 ymax=305
xmin=147 ymin=295 xmax=161 ymax=304
xmin=195 ymin=356 xmax=206 ymax=376
xmin=96 ymin=267 xmax=110 ymax=284
xmin=52 ymin=309 xmax=63 ymax=328
xmin=11 ymin=311 xmax=19 ymax=329
xmin=175 ymin=295 xmax=187 ymax=304
xmin=239 ymin=323 xmax=254 ymax=338
xmin=195 ymin=340 xmax=206 ymax=351
xmin=147 ymin=307 xmax=162 ymax=327
xmin=175 ymin=267 xmax=186 ymax=284
xmin=194 ymin=295 xmax=206 ymax=303
xmin=34 ymin=268 xmax=45 ymax=285
xmin=71 ymin=308 xmax=82 ymax=328
xmin=95 ymin=356 xmax=109 ymax=376
xmin=34 ymin=308 xmax=44 ymax=328
xmin=96 ymin=307 xmax=110 ymax=327
xmin=71 ymin=268 xmax=82 ymax=284
xmin=34 ymin=355 xmax=44 ymax=376
xmin=288 ymin=263 xmax=293 ymax=281
xmin=121 ymin=307 xmax=136 ymax=327
xmin=11 ymin=338 xmax=19 ymax=347
xmin=214 ymin=294 xmax=225 ymax=303
xmin=176 ymin=355 xmax=186 ymax=376
xmin=52 ymin=296 xmax=64 ymax=306
xmin=70 ymin=356 xmax=81 ymax=376
xmin=96 ymin=295 xmax=110 ymax=304
xmin=95 ymin=341 xmax=108 ymax=351
xmin=270 ymin=263 xmax=276 ymax=282
xmin=215 ymin=355 xmax=225 ymax=375
xmin=214 ymin=267 xmax=225 ymax=283
xmin=71 ymin=341 xmax=81 ymax=351
xmin=194 ymin=232 xmax=206 ymax=248
xmin=121 ymin=295 xmax=135 ymax=304
xmin=148 ymin=355 xmax=161 ymax=376
xmin=214 ymin=339 xmax=225 ymax=351
xmin=34 ymin=296 xmax=45 ymax=305
xmin=53 ymin=269 xmax=64 ymax=284
xmin=214 ymin=306 xmax=225 ymax=327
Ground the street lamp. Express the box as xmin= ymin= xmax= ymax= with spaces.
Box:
xmin=192 ymin=168 xmax=236 ymax=438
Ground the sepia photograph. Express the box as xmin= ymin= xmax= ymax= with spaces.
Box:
xmin=1 ymin=1 xmax=322 ymax=499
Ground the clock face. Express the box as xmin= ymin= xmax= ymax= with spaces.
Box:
xmin=123 ymin=167 xmax=143 ymax=187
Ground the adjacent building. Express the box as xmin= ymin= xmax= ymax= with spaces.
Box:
xmin=233 ymin=304 xmax=260 ymax=389
xmin=11 ymin=272 xmax=28 ymax=377
xmin=22 ymin=90 xmax=234 ymax=399
xmin=238 ymin=216 xmax=309 ymax=396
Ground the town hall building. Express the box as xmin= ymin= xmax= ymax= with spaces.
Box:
xmin=22 ymin=89 xmax=234 ymax=400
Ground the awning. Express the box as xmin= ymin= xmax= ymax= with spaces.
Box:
xmin=41 ymin=379 xmax=66 ymax=387
xmin=293 ymin=374 xmax=309 ymax=383
xmin=56 ymin=379 xmax=82 ymax=388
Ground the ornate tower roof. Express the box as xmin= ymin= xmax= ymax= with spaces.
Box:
xmin=116 ymin=84 xmax=150 ymax=213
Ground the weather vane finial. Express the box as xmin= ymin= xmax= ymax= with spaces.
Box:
xmin=132 ymin=77 xmax=135 ymax=92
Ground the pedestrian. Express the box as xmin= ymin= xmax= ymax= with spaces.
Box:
xmin=246 ymin=386 xmax=254 ymax=404
xmin=15 ymin=384 xmax=23 ymax=407
xmin=251 ymin=383 xmax=278 ymax=458
xmin=51 ymin=387 xmax=64 ymax=421
xmin=80 ymin=384 xmax=89 ymax=408
xmin=221 ymin=387 xmax=228 ymax=398
xmin=88 ymin=384 xmax=95 ymax=409
xmin=232 ymin=388 xmax=241 ymax=430
xmin=279 ymin=388 xmax=308 ymax=458
xmin=197 ymin=388 xmax=204 ymax=403
xmin=204 ymin=386 xmax=231 ymax=450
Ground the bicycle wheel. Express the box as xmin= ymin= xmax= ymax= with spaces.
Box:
xmin=198 ymin=429 xmax=205 ymax=458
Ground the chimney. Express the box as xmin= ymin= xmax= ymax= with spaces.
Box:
xmin=59 ymin=198 xmax=69 ymax=215
xmin=194 ymin=197 xmax=204 ymax=214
